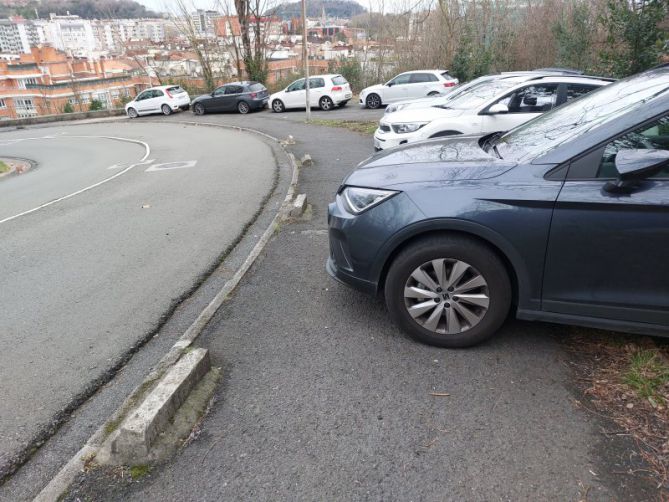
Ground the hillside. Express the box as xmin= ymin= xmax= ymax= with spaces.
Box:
xmin=1 ymin=0 xmax=159 ymax=19
xmin=270 ymin=0 xmax=366 ymax=20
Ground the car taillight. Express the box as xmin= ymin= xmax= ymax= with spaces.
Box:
xmin=332 ymin=86 xmax=343 ymax=91
xmin=165 ymin=89 xmax=173 ymax=97
xmin=443 ymin=82 xmax=456 ymax=88
xmin=250 ymin=92 xmax=257 ymax=98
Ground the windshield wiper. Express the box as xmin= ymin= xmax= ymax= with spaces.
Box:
xmin=480 ymin=131 xmax=503 ymax=157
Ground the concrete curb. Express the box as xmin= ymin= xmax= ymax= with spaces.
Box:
xmin=32 ymin=120 xmax=300 ymax=502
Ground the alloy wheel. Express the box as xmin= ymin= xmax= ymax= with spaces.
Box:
xmin=366 ymin=94 xmax=381 ymax=109
xmin=403 ymin=258 xmax=489 ymax=334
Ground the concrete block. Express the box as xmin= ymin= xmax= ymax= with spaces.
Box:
xmin=111 ymin=348 xmax=210 ymax=460
xmin=300 ymin=154 xmax=313 ymax=167
xmin=290 ymin=193 xmax=307 ymax=217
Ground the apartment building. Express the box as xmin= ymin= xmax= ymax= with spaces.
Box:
xmin=0 ymin=46 xmax=145 ymax=120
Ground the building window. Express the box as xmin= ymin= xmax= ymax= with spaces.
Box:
xmin=0 ymin=99 xmax=6 ymax=109
xmin=15 ymin=98 xmax=37 ymax=118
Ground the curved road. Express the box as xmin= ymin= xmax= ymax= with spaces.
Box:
xmin=0 ymin=122 xmax=276 ymax=476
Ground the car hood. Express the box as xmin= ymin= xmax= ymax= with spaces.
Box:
xmin=361 ymin=84 xmax=384 ymax=95
xmin=384 ymin=107 xmax=465 ymax=124
xmin=192 ymin=94 xmax=213 ymax=103
xmin=345 ymin=136 xmax=517 ymax=188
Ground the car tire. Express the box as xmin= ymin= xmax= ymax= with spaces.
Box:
xmin=193 ymin=103 xmax=205 ymax=115
xmin=384 ymin=235 xmax=511 ymax=348
xmin=272 ymin=99 xmax=285 ymax=113
xmin=319 ymin=96 xmax=334 ymax=111
xmin=127 ymin=107 xmax=138 ymax=119
xmin=161 ymin=104 xmax=172 ymax=116
xmin=366 ymin=93 xmax=382 ymax=109
xmin=237 ymin=101 xmax=250 ymax=114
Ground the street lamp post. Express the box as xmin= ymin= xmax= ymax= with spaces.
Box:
xmin=301 ymin=0 xmax=310 ymax=121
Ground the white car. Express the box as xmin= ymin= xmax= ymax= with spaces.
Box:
xmin=125 ymin=85 xmax=190 ymax=118
xmin=359 ymin=70 xmax=459 ymax=109
xmin=373 ymin=75 xmax=613 ymax=150
xmin=269 ymin=74 xmax=352 ymax=112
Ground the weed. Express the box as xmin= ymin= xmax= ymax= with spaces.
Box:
xmin=0 ymin=161 xmax=9 ymax=174
xmin=623 ymin=349 xmax=669 ymax=404
xmin=129 ymin=464 xmax=151 ymax=480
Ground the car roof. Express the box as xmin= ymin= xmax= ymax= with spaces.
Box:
xmin=400 ymin=69 xmax=449 ymax=74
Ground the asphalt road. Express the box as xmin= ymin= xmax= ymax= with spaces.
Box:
xmin=60 ymin=109 xmax=655 ymax=501
xmin=0 ymin=122 xmax=277 ymax=482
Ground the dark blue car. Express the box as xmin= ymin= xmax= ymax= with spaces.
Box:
xmin=327 ymin=65 xmax=669 ymax=347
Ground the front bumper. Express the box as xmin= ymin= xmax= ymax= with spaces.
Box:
xmin=326 ymin=191 xmax=426 ymax=294
xmin=373 ymin=128 xmax=422 ymax=150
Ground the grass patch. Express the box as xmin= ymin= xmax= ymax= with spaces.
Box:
xmin=623 ymin=349 xmax=669 ymax=405
xmin=129 ymin=464 xmax=151 ymax=480
xmin=311 ymin=119 xmax=377 ymax=136
xmin=0 ymin=161 xmax=10 ymax=174
xmin=564 ymin=331 xmax=669 ymax=491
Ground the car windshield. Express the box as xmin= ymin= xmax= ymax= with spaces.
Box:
xmin=435 ymin=79 xmax=518 ymax=110
xmin=496 ymin=73 xmax=669 ymax=162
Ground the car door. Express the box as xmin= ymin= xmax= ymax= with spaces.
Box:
xmin=208 ymin=85 xmax=228 ymax=112
xmin=147 ymin=89 xmax=164 ymax=112
xmin=308 ymin=77 xmax=325 ymax=106
xmin=224 ymin=85 xmax=244 ymax=111
xmin=384 ymin=73 xmax=412 ymax=103
xmin=480 ymin=84 xmax=560 ymax=134
xmin=134 ymin=90 xmax=152 ymax=113
xmin=542 ymin=113 xmax=669 ymax=326
xmin=284 ymin=78 xmax=306 ymax=109
xmin=408 ymin=73 xmax=436 ymax=98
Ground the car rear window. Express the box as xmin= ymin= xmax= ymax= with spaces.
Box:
xmin=332 ymin=75 xmax=348 ymax=85
xmin=166 ymin=86 xmax=185 ymax=94
xmin=249 ymin=83 xmax=265 ymax=92
xmin=441 ymin=71 xmax=452 ymax=79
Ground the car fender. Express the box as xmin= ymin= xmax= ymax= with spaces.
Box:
xmin=371 ymin=217 xmax=533 ymax=308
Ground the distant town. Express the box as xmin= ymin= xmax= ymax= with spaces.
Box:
xmin=0 ymin=0 xmax=379 ymax=119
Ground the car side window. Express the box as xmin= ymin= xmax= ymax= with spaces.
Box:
xmin=309 ymin=78 xmax=325 ymax=88
xmin=495 ymin=84 xmax=559 ymax=113
xmin=596 ymin=115 xmax=669 ymax=179
xmin=152 ymin=90 xmax=164 ymax=98
xmin=566 ymin=84 xmax=598 ymax=103
xmin=225 ymin=85 xmax=243 ymax=94
xmin=388 ymin=74 xmax=411 ymax=86
xmin=213 ymin=86 xmax=226 ymax=97
xmin=287 ymin=79 xmax=305 ymax=92
xmin=136 ymin=91 xmax=149 ymax=101
xmin=410 ymin=73 xmax=434 ymax=83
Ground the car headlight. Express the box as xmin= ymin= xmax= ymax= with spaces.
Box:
xmin=385 ymin=103 xmax=406 ymax=114
xmin=392 ymin=122 xmax=427 ymax=134
xmin=341 ymin=186 xmax=398 ymax=214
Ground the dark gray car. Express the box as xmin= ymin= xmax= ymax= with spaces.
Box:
xmin=191 ymin=81 xmax=269 ymax=115
xmin=327 ymin=65 xmax=669 ymax=348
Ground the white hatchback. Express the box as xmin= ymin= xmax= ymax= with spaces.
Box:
xmin=373 ymin=75 xmax=612 ymax=150
xmin=125 ymin=85 xmax=190 ymax=118
xmin=269 ymin=74 xmax=352 ymax=112
xmin=359 ymin=70 xmax=459 ymax=109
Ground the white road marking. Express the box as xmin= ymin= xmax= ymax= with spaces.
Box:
xmin=145 ymin=160 xmax=197 ymax=172
xmin=0 ymin=135 xmax=151 ymax=226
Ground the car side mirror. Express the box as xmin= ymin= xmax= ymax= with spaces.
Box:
xmin=488 ymin=103 xmax=509 ymax=114
xmin=387 ymin=82 xmax=394 ymax=87
xmin=604 ymin=149 xmax=669 ymax=193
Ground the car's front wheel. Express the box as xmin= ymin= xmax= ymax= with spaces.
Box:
xmin=193 ymin=103 xmax=205 ymax=115
xmin=272 ymin=99 xmax=285 ymax=113
xmin=384 ymin=235 xmax=511 ymax=348
xmin=365 ymin=93 xmax=382 ymax=109
xmin=127 ymin=107 xmax=138 ymax=119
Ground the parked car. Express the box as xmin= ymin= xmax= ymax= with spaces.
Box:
xmin=125 ymin=85 xmax=190 ymax=118
xmin=383 ymin=70 xmax=587 ymax=114
xmin=269 ymin=74 xmax=352 ymax=112
xmin=327 ymin=64 xmax=669 ymax=348
xmin=359 ymin=70 xmax=459 ymax=109
xmin=374 ymin=74 xmax=613 ymax=150
xmin=191 ymin=81 xmax=268 ymax=115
